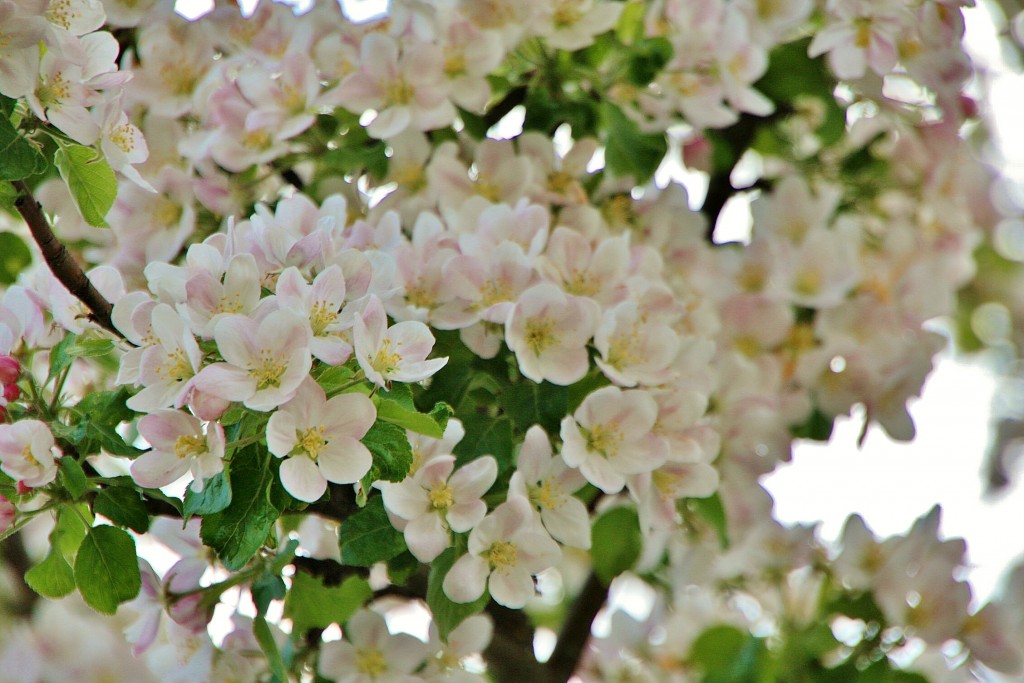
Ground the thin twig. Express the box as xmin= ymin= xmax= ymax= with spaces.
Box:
xmin=11 ymin=180 xmax=121 ymax=337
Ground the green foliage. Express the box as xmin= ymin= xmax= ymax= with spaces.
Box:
xmin=685 ymin=492 xmax=730 ymax=549
xmin=453 ymin=412 xmax=514 ymax=472
xmin=24 ymin=511 xmax=84 ymax=599
xmin=624 ymin=37 xmax=673 ymax=86
xmin=0 ymin=113 xmax=46 ymax=181
xmin=0 ymin=232 xmax=31 ymax=284
xmin=53 ymin=143 xmax=117 ymax=228
xmin=426 ymin=548 xmax=489 ymax=641
xmin=360 ymin=421 xmax=414 ymax=484
xmin=590 ymin=506 xmax=642 ymax=585
xmin=284 ymin=572 xmax=372 ymax=634
xmin=689 ymin=625 xmax=769 ymax=683
xmin=183 ymin=470 xmax=233 ymax=520
xmin=55 ymin=387 xmax=140 ymax=457
xmin=599 ymin=102 xmax=667 ymax=184
xmin=338 ymin=495 xmax=407 ymax=566
xmin=201 ymin=446 xmax=283 ymax=570
xmin=254 ymin=615 xmax=286 ymax=682
xmin=74 ymin=525 xmax=142 ymax=614
xmin=791 ymin=408 xmax=836 ymax=442
xmin=373 ymin=383 xmax=452 ymax=438
xmin=500 ymin=381 xmax=567 ymax=436
xmin=58 ymin=457 xmax=88 ymax=500
xmin=93 ymin=486 xmax=151 ymax=533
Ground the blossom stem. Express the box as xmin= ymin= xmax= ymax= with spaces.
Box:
xmin=11 ymin=180 xmax=121 ymax=338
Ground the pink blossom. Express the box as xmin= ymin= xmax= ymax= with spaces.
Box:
xmin=378 ymin=454 xmax=497 ymax=562
xmin=443 ymin=496 xmax=561 ymax=609
xmin=354 ymin=295 xmax=447 ymax=387
xmin=266 ymin=378 xmax=375 ymax=503
xmin=318 ymin=609 xmax=429 ymax=683
xmin=192 ymin=309 xmax=312 ymax=412
xmin=132 ymin=410 xmax=225 ymax=492
xmin=0 ymin=419 xmax=61 ymax=487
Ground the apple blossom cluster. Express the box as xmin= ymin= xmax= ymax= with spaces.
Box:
xmin=0 ymin=0 xmax=149 ymax=185
xmin=0 ymin=0 xmax=1018 ymax=681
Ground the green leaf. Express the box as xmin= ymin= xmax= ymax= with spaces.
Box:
xmin=53 ymin=504 xmax=90 ymax=558
xmin=599 ymin=102 xmax=667 ymax=184
xmin=624 ymin=37 xmax=673 ymax=85
xmin=253 ymin=615 xmax=286 ymax=682
xmin=183 ymin=470 xmax=232 ymax=520
xmin=200 ymin=446 xmax=282 ymax=570
xmin=251 ymin=573 xmax=287 ymax=616
xmin=689 ymin=625 xmax=767 ymax=683
xmin=58 ymin=457 xmax=88 ymax=500
xmin=74 ymin=525 xmax=141 ymax=614
xmin=93 ymin=487 xmax=151 ymax=533
xmin=427 ymin=548 xmax=490 ymax=641
xmin=53 ymin=143 xmax=117 ymax=228
xmin=386 ymin=550 xmax=420 ymax=585
xmin=0 ymin=232 xmax=31 ymax=284
xmin=314 ymin=364 xmax=356 ymax=396
xmin=338 ymin=495 xmax=407 ymax=566
xmin=0 ymin=114 xmax=46 ymax=181
xmin=284 ymin=572 xmax=372 ymax=634
xmin=591 ymin=506 xmax=642 ymax=585
xmin=360 ymin=421 xmax=413 ymax=484
xmin=791 ymin=408 xmax=835 ymax=442
xmin=501 ymin=381 xmax=567 ymax=436
xmin=25 ymin=545 xmax=76 ymax=598
xmin=686 ymin=492 xmax=729 ymax=549
xmin=48 ymin=333 xmax=78 ymax=382
xmin=453 ymin=412 xmax=513 ymax=471
xmin=374 ymin=384 xmax=451 ymax=438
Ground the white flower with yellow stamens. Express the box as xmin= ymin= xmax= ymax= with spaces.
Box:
xmin=266 ymin=378 xmax=375 ymax=503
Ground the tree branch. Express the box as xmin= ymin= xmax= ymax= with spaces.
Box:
xmin=305 ymin=483 xmax=361 ymax=523
xmin=483 ymin=85 xmax=529 ymax=129
xmin=0 ymin=531 xmax=38 ymax=617
xmin=12 ymin=180 xmax=121 ymax=337
xmin=545 ymin=571 xmax=607 ymax=681
xmin=484 ymin=602 xmax=551 ymax=683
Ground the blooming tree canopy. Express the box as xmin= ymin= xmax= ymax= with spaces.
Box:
xmin=0 ymin=0 xmax=1023 ymax=681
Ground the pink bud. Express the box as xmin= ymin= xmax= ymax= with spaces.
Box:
xmin=16 ymin=481 xmax=31 ymax=495
xmin=0 ymin=356 xmax=19 ymax=385
xmin=0 ymin=494 xmax=13 ymax=532
xmin=3 ymin=384 xmax=19 ymax=403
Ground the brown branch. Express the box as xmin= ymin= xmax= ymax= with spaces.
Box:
xmin=484 ymin=602 xmax=552 ymax=683
xmin=545 ymin=571 xmax=607 ymax=681
xmin=0 ymin=531 xmax=38 ymax=617
xmin=305 ymin=483 xmax=361 ymax=523
xmin=12 ymin=180 xmax=120 ymax=337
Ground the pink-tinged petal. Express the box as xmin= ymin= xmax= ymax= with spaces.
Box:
xmin=389 ymin=357 xmax=448 ymax=383
xmin=360 ymin=33 xmax=399 ymax=84
xmin=192 ymin=363 xmax=255 ymax=402
xmin=325 ymin=393 xmax=376 ymax=439
xmin=450 ymin=456 xmax=497 ymax=501
xmin=367 ymin=105 xmax=412 ymax=139
xmin=126 ymin=379 xmax=190 ymax=413
xmin=213 ymin=315 xmax=257 ymax=368
xmin=515 ymin=530 xmax=562 ymax=569
xmin=138 ymin=411 xmax=197 ymax=450
xmin=379 ymin=480 xmax=430 ymax=520
xmin=318 ymin=640 xmax=357 ymax=679
xmin=413 ymin=454 xmax=456 ymax=487
xmin=443 ymin=554 xmax=488 ymax=604
xmin=517 ymin=426 xmax=551 ymax=482
xmin=580 ymin=455 xmax=625 ymax=494
xmin=311 ymin=265 xmax=347 ymax=309
xmin=274 ymin=266 xmax=308 ymax=304
xmin=348 ymin=608 xmax=390 ymax=647
xmin=404 ymin=512 xmax=449 ymax=562
xmin=317 ymin=437 xmax=372 ymax=485
xmin=541 ymin=497 xmax=591 ymax=549
xmin=280 ymin=456 xmax=327 ymax=503
xmin=446 ymin=499 xmax=486 ymax=533
xmin=131 ymin=450 xmax=191 ymax=489
xmin=537 ymin=345 xmax=590 ymax=386
xmin=310 ymin=337 xmax=353 ymax=365
xmin=266 ymin=410 xmax=298 ymax=457
xmin=488 ymin=566 xmax=533 ymax=609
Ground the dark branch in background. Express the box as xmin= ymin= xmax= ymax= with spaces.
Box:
xmin=485 ymin=602 xmax=551 ymax=683
xmin=546 ymin=571 xmax=606 ymax=681
xmin=482 ymin=85 xmax=529 ymax=129
xmin=700 ymin=109 xmax=788 ymax=242
xmin=0 ymin=532 xmax=38 ymax=617
xmin=305 ymin=483 xmax=361 ymax=523
xmin=278 ymin=167 xmax=305 ymax=192
xmin=12 ymin=180 xmax=121 ymax=337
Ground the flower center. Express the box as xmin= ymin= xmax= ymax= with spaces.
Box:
xmin=428 ymin=481 xmax=454 ymax=511
xmin=250 ymin=350 xmax=286 ymax=390
xmin=484 ymin=540 xmax=518 ymax=573
xmin=309 ymin=301 xmax=339 ymax=336
xmin=386 ymin=79 xmax=413 ymax=105
xmin=528 ymin=479 xmax=564 ymax=510
xmin=523 ymin=317 xmax=558 ymax=355
xmin=110 ymin=123 xmax=136 ymax=154
xmin=157 ymin=349 xmax=193 ymax=382
xmin=585 ymin=424 xmax=620 ymax=458
xmin=174 ymin=434 xmax=207 ymax=460
xmin=370 ymin=340 xmax=402 ymax=376
xmin=296 ymin=426 xmax=326 ymax=459
xmin=20 ymin=444 xmax=38 ymax=467
xmin=355 ymin=647 xmax=388 ymax=677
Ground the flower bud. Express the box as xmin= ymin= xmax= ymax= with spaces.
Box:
xmin=0 ymin=356 xmax=19 ymax=385
xmin=3 ymin=384 xmax=20 ymax=403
